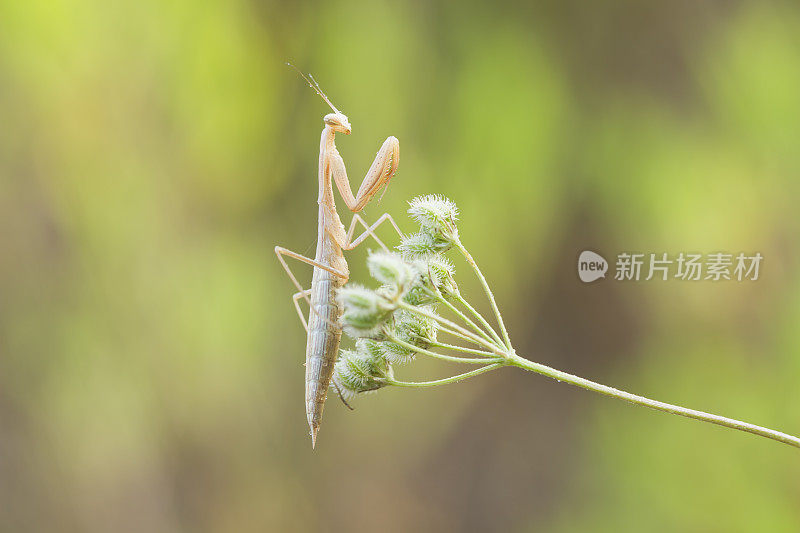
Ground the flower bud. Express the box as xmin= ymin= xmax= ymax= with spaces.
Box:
xmin=337 ymin=284 xmax=393 ymax=338
xmin=395 ymin=307 xmax=439 ymax=350
xmin=333 ymin=345 xmax=390 ymax=398
xmin=378 ymin=307 xmax=440 ymax=365
xmin=427 ymin=256 xmax=459 ymax=297
xmin=406 ymin=256 xmax=459 ymax=301
xmin=398 ymin=232 xmax=436 ymax=259
xmin=408 ymin=195 xmax=459 ymax=241
xmin=403 ymin=285 xmax=436 ymax=306
xmin=338 ymin=284 xmax=381 ymax=314
xmin=367 ymin=251 xmax=414 ymax=289
xmin=397 ymin=230 xmax=454 ymax=259
xmin=356 ymin=338 xmax=385 ymax=361
xmin=400 ymin=261 xmax=437 ymax=306
xmin=380 ymin=342 xmax=415 ymax=364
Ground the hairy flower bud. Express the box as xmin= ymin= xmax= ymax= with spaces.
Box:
xmin=408 ymin=195 xmax=459 ymax=241
xmin=405 ymin=256 xmax=459 ymax=302
xmin=402 ymin=261 xmax=438 ymax=306
xmin=395 ymin=307 xmax=439 ymax=350
xmin=403 ymin=285 xmax=436 ymax=306
xmin=338 ymin=284 xmax=393 ymax=338
xmin=379 ymin=307 xmax=440 ymax=364
xmin=367 ymin=251 xmax=414 ymax=289
xmin=398 ymin=232 xmax=435 ymax=258
xmin=333 ymin=344 xmax=391 ymax=398
xmin=379 ymin=341 xmax=415 ymax=365
xmin=428 ymin=256 xmax=459 ymax=297
xmin=398 ymin=230 xmax=453 ymax=259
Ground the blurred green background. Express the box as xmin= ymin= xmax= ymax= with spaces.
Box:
xmin=1 ymin=0 xmax=799 ymax=531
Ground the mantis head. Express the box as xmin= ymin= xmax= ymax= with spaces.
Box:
xmin=324 ymin=113 xmax=351 ymax=135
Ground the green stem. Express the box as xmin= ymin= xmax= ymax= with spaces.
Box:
xmin=455 ymin=239 xmax=512 ymax=349
xmin=431 ymin=341 xmax=497 ymax=358
xmin=507 ymin=352 xmax=800 ymax=449
xmin=386 ymin=334 xmax=497 ymax=364
xmin=431 ymin=289 xmax=498 ymax=346
xmin=398 ymin=301 xmax=503 ymax=355
xmin=383 ymin=363 xmax=504 ymax=388
xmin=453 ymin=293 xmax=505 ymax=347
xmin=438 ymin=325 xmax=492 ymax=348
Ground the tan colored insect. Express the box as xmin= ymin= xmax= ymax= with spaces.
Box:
xmin=275 ymin=65 xmax=402 ymax=448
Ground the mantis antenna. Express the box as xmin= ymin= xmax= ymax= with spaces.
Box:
xmin=286 ymin=62 xmax=341 ymax=114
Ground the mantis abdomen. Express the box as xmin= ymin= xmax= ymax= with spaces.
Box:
xmin=305 ymin=272 xmax=345 ymax=441
xmin=305 ymin=205 xmax=348 ymax=446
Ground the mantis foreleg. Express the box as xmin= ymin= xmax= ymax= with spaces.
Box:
xmin=330 ymin=136 xmax=399 ymax=213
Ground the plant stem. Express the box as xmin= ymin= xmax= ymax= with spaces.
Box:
xmin=431 ymin=341 xmax=498 ymax=358
xmin=398 ymin=300 xmax=503 ymax=355
xmin=383 ymin=363 xmax=503 ymax=388
xmin=386 ymin=334 xmax=497 ymax=364
xmin=431 ymin=289 xmax=498 ymax=346
xmin=507 ymin=352 xmax=800 ymax=449
xmin=438 ymin=325 xmax=493 ymax=349
xmin=455 ymin=239 xmax=512 ymax=349
xmin=453 ymin=293 xmax=505 ymax=347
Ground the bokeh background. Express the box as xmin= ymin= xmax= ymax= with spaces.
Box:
xmin=2 ymin=0 xmax=799 ymax=531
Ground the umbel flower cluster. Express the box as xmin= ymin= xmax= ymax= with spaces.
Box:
xmin=333 ymin=195 xmax=495 ymax=397
xmin=331 ymin=195 xmax=800 ymax=450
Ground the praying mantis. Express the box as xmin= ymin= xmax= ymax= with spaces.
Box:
xmin=275 ymin=66 xmax=402 ymax=448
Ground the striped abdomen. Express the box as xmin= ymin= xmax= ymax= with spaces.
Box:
xmin=305 ymin=267 xmax=345 ymax=443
